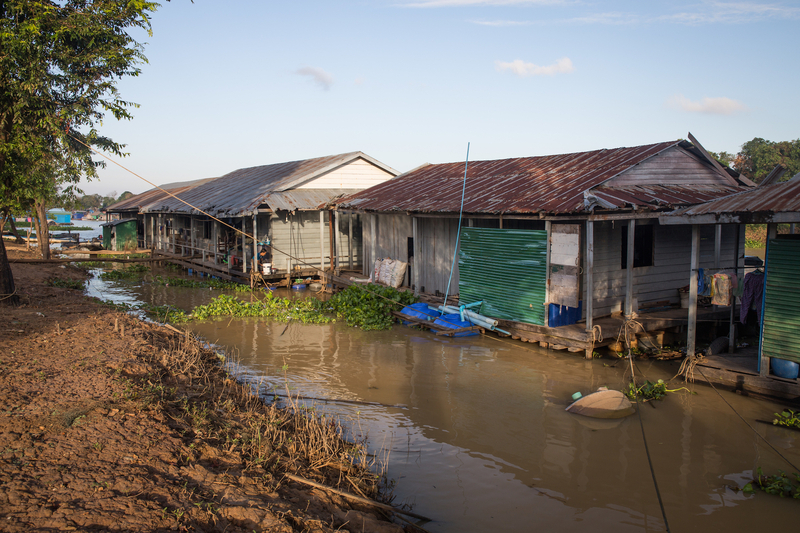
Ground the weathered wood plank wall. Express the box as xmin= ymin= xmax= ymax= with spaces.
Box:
xmin=587 ymin=221 xmax=742 ymax=318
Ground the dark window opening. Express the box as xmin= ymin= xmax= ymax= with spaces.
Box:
xmin=407 ymin=237 xmax=414 ymax=259
xmin=202 ymin=221 xmax=212 ymax=240
xmin=621 ymin=224 xmax=654 ymax=269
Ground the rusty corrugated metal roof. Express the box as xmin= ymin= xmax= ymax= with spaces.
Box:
xmin=663 ymin=175 xmax=800 ymax=223
xmin=143 ymin=152 xmax=398 ymax=217
xmin=337 ymin=141 xmax=746 ymax=215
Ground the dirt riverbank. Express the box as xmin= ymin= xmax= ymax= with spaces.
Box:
xmin=0 ymin=244 xmax=407 ymax=532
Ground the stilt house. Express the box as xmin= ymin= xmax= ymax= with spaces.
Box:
xmin=660 ymin=172 xmax=800 ymax=398
xmin=136 ymin=152 xmax=398 ymax=279
xmin=337 ymin=136 xmax=755 ymax=357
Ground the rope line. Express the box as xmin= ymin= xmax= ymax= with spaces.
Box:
xmin=693 ymin=365 xmax=800 ymax=472
xmin=64 ymin=134 xmax=470 ymax=325
xmin=628 ymin=351 xmax=671 ymax=533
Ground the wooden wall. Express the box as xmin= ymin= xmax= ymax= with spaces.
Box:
xmin=362 ymin=213 xmax=462 ymax=293
xmin=586 ymin=221 xmax=743 ymax=318
xmin=605 ymin=146 xmax=728 ymax=187
xmin=296 ymin=159 xmax=395 ymax=190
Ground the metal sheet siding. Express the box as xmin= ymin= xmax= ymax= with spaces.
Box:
xmin=458 ymin=228 xmax=548 ymax=325
xmin=761 ymin=239 xmax=800 ymax=364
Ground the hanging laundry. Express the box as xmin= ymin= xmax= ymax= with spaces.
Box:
xmin=712 ymin=273 xmax=733 ymax=306
xmin=740 ymin=271 xmax=764 ymax=324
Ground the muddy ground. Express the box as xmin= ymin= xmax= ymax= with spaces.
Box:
xmin=0 ymin=244 xmax=409 ymax=532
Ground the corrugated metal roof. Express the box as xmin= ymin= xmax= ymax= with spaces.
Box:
xmin=143 ymin=152 xmax=397 ymax=217
xmin=262 ymin=189 xmax=364 ymax=211
xmin=666 ymin=177 xmax=800 ymax=218
xmin=105 ymin=177 xmax=216 ymax=213
xmin=337 ymin=141 xmax=746 ymax=215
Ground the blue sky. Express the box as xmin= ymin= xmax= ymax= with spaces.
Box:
xmin=85 ymin=0 xmax=800 ymax=196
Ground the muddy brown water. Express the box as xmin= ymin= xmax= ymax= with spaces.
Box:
xmin=87 ymin=269 xmax=800 ymax=532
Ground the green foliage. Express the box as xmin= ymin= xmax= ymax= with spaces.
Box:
xmin=624 ymin=379 xmax=692 ymax=401
xmin=328 ymin=283 xmax=418 ymax=331
xmin=99 ymin=264 xmax=149 ymax=280
xmin=745 ymin=468 xmax=800 ymax=498
xmin=773 ymin=409 xmax=800 ymax=429
xmin=1 ymin=0 xmax=159 ymax=290
xmin=190 ymin=293 xmax=332 ymax=324
xmin=46 ymin=277 xmax=84 ymax=290
xmin=734 ymin=138 xmax=800 ymax=183
xmin=625 ymin=380 xmax=667 ymax=401
xmin=153 ymin=275 xmax=254 ymax=292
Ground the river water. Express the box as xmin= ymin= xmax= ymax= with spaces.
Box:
xmin=85 ymin=268 xmax=799 ymax=533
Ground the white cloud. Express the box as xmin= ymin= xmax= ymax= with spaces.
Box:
xmin=662 ymin=2 xmax=800 ymax=24
xmin=295 ymin=67 xmax=334 ymax=91
xmin=668 ymin=94 xmax=747 ymax=115
xmin=495 ymin=57 xmax=574 ymax=77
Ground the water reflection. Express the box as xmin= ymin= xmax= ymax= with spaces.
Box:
xmin=88 ymin=274 xmax=800 ymax=533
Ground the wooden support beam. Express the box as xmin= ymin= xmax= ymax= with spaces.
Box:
xmin=625 ymin=219 xmax=635 ymax=316
xmin=585 ymin=220 xmax=594 ymax=359
xmin=412 ymin=216 xmax=419 ymax=296
xmin=687 ymin=225 xmax=700 ymax=356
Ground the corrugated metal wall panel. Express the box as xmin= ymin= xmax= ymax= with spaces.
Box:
xmin=459 ymin=228 xmax=548 ymax=325
xmin=762 ymin=239 xmax=800 ymax=364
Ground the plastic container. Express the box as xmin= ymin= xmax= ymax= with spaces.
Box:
xmin=548 ymin=301 xmax=583 ymax=327
xmin=433 ymin=313 xmax=478 ymax=337
xmin=400 ymin=302 xmax=436 ymax=325
xmin=771 ymin=358 xmax=800 ymax=379
xmin=291 ymin=284 xmax=307 ymax=290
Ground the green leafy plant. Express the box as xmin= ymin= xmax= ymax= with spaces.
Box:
xmin=773 ymin=409 xmax=800 ymax=429
xmin=152 ymin=275 xmax=255 ymax=293
xmin=744 ymin=468 xmax=800 ymax=498
xmin=328 ymin=283 xmax=418 ymax=331
xmin=624 ymin=379 xmax=691 ymax=401
xmin=100 ymin=264 xmax=150 ymax=280
xmin=190 ymin=293 xmax=331 ymax=324
xmin=47 ymin=278 xmax=84 ymax=290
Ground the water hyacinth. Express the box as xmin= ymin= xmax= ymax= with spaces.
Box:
xmin=190 ymin=293 xmax=332 ymax=324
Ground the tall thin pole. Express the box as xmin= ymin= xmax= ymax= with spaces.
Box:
xmin=443 ymin=143 xmax=470 ymax=308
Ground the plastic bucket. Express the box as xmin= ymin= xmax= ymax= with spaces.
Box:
xmin=771 ymin=358 xmax=800 ymax=379
xmin=261 ymin=263 xmax=271 ymax=275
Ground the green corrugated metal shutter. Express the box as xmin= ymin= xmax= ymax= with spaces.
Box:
xmin=762 ymin=238 xmax=800 ymax=364
xmin=458 ymin=228 xmax=547 ymax=325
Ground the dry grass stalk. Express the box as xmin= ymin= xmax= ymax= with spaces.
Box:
xmin=113 ymin=312 xmax=390 ymax=504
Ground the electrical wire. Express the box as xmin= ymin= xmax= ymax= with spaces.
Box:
xmin=64 ymin=134 xmax=469 ymax=327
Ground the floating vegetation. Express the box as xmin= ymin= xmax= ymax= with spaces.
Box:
xmin=624 ymin=379 xmax=692 ymax=402
xmin=152 ymin=275 xmax=254 ymax=293
xmin=773 ymin=409 xmax=800 ymax=429
xmin=100 ymin=264 xmax=150 ymax=280
xmin=47 ymin=278 xmax=85 ymax=290
xmin=743 ymin=468 xmax=800 ymax=499
xmin=328 ymin=283 xmax=418 ymax=331
xmin=190 ymin=293 xmax=331 ymax=324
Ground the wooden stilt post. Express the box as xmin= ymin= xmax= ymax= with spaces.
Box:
xmin=687 ymin=225 xmax=700 ymax=356
xmin=625 ymin=219 xmax=635 ymax=317
xmin=585 ymin=219 xmax=594 ymax=359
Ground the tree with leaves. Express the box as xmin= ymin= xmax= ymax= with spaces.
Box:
xmin=0 ymin=0 xmax=158 ymax=306
xmin=733 ymin=138 xmax=800 ymax=183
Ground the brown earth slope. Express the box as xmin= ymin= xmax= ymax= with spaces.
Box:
xmin=0 ymin=244 xmax=408 ymax=532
